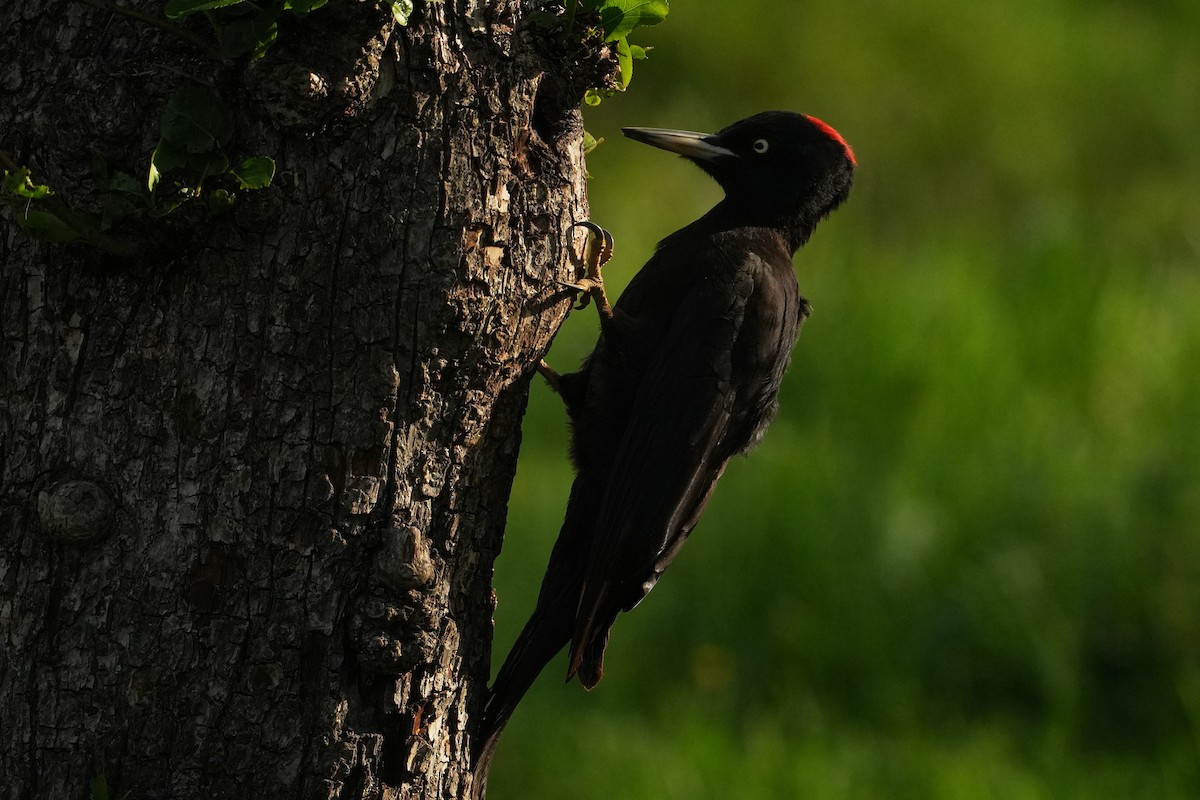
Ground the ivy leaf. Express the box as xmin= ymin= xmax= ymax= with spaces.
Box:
xmin=164 ymin=0 xmax=246 ymax=20
xmin=381 ymin=0 xmax=413 ymax=25
xmin=159 ymin=87 xmax=234 ymax=154
xmin=229 ymin=157 xmax=276 ymax=189
xmin=596 ymin=0 xmax=668 ymax=43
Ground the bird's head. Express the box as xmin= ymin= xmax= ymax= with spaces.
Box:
xmin=622 ymin=111 xmax=855 ymax=247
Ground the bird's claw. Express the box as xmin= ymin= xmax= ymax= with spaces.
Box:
xmin=559 ymin=277 xmax=605 ymax=310
xmin=570 ymin=221 xmax=614 ymax=279
xmin=566 ymin=221 xmax=614 ymax=315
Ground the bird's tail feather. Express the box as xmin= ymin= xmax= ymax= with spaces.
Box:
xmin=473 ymin=476 xmax=599 ymax=796
xmin=471 ymin=603 xmax=573 ymax=796
xmin=568 ymin=606 xmax=617 ymax=690
xmin=478 ymin=605 xmax=573 ymax=752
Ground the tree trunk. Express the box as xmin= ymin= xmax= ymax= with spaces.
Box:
xmin=1 ymin=1 xmax=599 ymax=797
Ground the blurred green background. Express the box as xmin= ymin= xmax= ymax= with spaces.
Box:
xmin=488 ymin=0 xmax=1200 ymax=796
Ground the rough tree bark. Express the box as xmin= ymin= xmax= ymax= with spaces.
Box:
xmin=1 ymin=1 xmax=610 ymax=797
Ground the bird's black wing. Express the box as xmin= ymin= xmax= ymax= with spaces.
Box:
xmin=567 ymin=255 xmax=773 ymax=685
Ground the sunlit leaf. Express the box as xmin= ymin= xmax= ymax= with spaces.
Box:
xmin=4 ymin=167 xmax=53 ymax=199
xmin=596 ymin=0 xmax=668 ymax=42
xmin=382 ymin=0 xmax=413 ymax=25
xmin=151 ymin=140 xmax=189 ymax=174
xmin=148 ymin=140 xmax=185 ymax=191
xmin=615 ymin=36 xmax=633 ymax=87
xmin=148 ymin=139 xmax=228 ymax=191
xmin=229 ymin=157 xmax=276 ymax=189
xmin=283 ymin=0 xmax=328 ymax=12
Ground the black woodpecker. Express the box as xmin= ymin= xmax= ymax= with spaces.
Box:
xmin=473 ymin=110 xmax=856 ymax=790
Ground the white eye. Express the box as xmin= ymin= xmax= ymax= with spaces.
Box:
xmin=752 ymin=138 xmax=769 ymax=154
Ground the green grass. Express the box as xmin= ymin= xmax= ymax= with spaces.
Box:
xmin=486 ymin=0 xmax=1200 ymax=796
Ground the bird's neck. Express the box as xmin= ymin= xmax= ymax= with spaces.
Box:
xmin=701 ymin=199 xmax=819 ymax=255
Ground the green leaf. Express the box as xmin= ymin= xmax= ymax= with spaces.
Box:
xmin=215 ymin=12 xmax=279 ymax=59
xmin=381 ymin=0 xmax=413 ymax=25
xmin=18 ymin=182 xmax=54 ymax=200
xmin=615 ymin=36 xmax=633 ymax=87
xmin=583 ymin=89 xmax=604 ymax=106
xmin=596 ymin=0 xmax=668 ymax=42
xmin=90 ymin=774 xmax=110 ymax=800
xmin=192 ymin=150 xmax=230 ymax=181
xmin=229 ymin=156 xmax=275 ymax=189
xmin=3 ymin=167 xmax=54 ymax=199
xmin=102 ymin=172 xmax=148 ymax=229
xmin=148 ymin=140 xmax=185 ymax=191
xmin=148 ymin=139 xmax=229 ymax=191
xmin=148 ymin=194 xmax=186 ymax=217
xmin=109 ymin=172 xmax=146 ymax=198
xmin=583 ymin=131 xmax=604 ymax=155
xmin=16 ymin=207 xmax=80 ymax=243
xmin=159 ymin=87 xmax=234 ymax=154
xmin=251 ymin=23 xmax=279 ymax=58
xmin=164 ymin=0 xmax=247 ymax=20
xmin=283 ymin=0 xmax=328 ymax=12
xmin=2 ymin=169 xmax=24 ymax=195
xmin=207 ymin=188 xmax=237 ymax=212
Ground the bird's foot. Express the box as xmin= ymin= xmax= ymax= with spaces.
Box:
xmin=565 ymin=221 xmax=614 ymax=317
xmin=536 ymin=359 xmax=563 ymax=394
